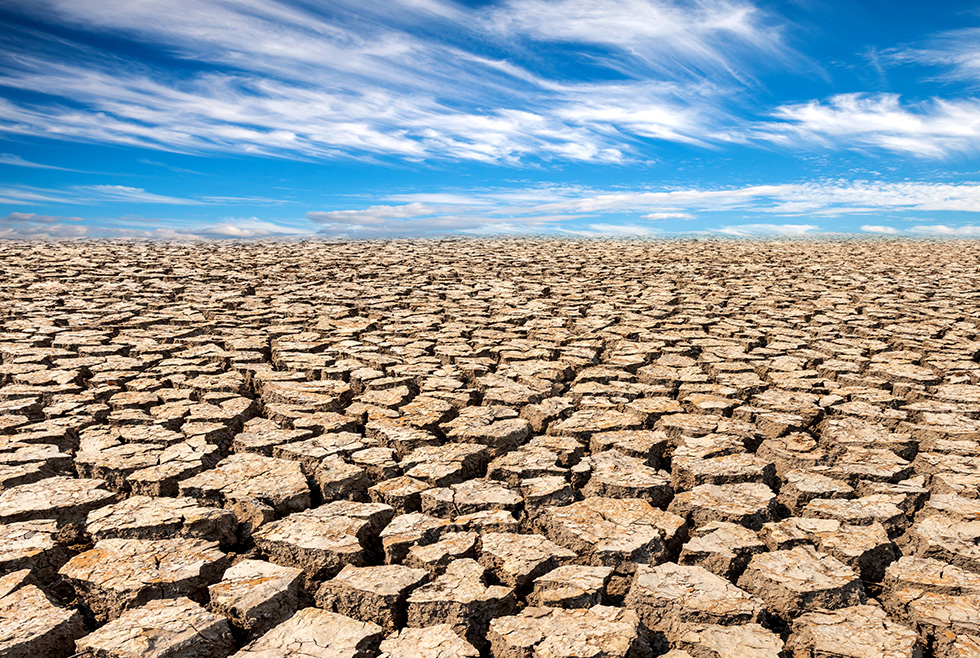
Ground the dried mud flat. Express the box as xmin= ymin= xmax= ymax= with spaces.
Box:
xmin=2 ymin=237 xmax=980 ymax=658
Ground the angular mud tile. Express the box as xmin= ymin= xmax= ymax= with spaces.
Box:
xmin=0 ymin=519 xmax=69 ymax=581
xmin=624 ymin=397 xmax=685 ymax=426
xmin=379 ymin=624 xmax=479 ymax=658
xmin=396 ymin=396 xmax=457 ymax=431
xmin=917 ymin=493 xmax=980 ymax=522
xmin=252 ymin=501 xmax=394 ymax=579
xmin=75 ymin=597 xmax=233 ymax=658
xmin=207 ymin=559 xmax=303 ymax=636
xmin=313 ymin=456 xmax=371 ymax=503
xmin=231 ymin=607 xmax=381 ymax=658
xmin=762 ymin=517 xmax=898 ymax=582
xmin=786 ymin=604 xmax=922 ymax=658
xmin=455 ymin=508 xmax=520 ymax=534
xmin=821 ymin=416 xmax=917 ymax=459
xmin=487 ymin=446 xmax=566 ymax=486
xmin=0 ymin=583 xmax=85 ymax=658
xmin=671 ymin=452 xmax=777 ymax=492
xmin=0 ymin=569 xmax=33 ymax=598
xmin=667 ymin=483 xmax=777 ymax=530
xmin=589 ymin=429 xmax=670 ymax=466
xmin=179 ymin=453 xmax=309 ymax=533
xmin=890 ymin=590 xmax=980 ymax=642
xmin=405 ymin=531 xmax=479 ymax=573
xmin=549 ymin=408 xmax=645 ymax=441
xmin=624 ymin=563 xmax=766 ymax=641
xmin=737 ymin=545 xmax=866 ymax=619
xmin=574 ymin=449 xmax=673 ymax=507
xmin=273 ymin=433 xmax=374 ymax=473
xmin=0 ymin=442 xmax=71 ymax=473
xmin=883 ymin=556 xmax=980 ymax=608
xmin=260 ymin=380 xmax=352 ymax=413
xmin=478 ymin=532 xmax=577 ymax=588
xmin=541 ymin=497 xmax=686 ymax=594
xmin=526 ymin=434 xmax=585 ymax=467
xmin=521 ymin=397 xmax=575 ymax=433
xmin=405 ymin=558 xmax=516 ymax=650
xmin=316 ymin=564 xmax=428 ymax=633
xmin=0 ymin=462 xmax=54 ymax=492
xmin=86 ymin=495 xmax=237 ymax=544
xmin=442 ymin=406 xmax=531 ymax=456
xmin=367 ymin=474 xmax=430 ymax=512
xmin=827 ymin=447 xmax=914 ymax=485
xmin=126 ymin=439 xmax=223 ymax=496
xmin=488 ymin=605 xmax=649 ymax=658
xmin=365 ymin=421 xmax=441 ymax=459
xmin=777 ymin=468 xmax=855 ymax=514
xmin=59 ymin=537 xmax=228 ymax=622
xmin=756 ymin=432 xmax=829 ymax=476
xmin=527 ymin=564 xmax=613 ymax=608
xmin=677 ymin=521 xmax=767 ymax=581
xmin=420 ymin=478 xmax=521 ymax=518
xmin=802 ymin=494 xmax=908 ymax=537
xmin=656 ymin=413 xmax=721 ymax=439
xmin=401 ymin=443 xmax=489 ymax=486
xmin=0 ymin=476 xmax=117 ymax=525
xmin=231 ymin=426 xmax=312 ymax=456
xmin=520 ymin=476 xmax=575 ymax=530
xmin=939 ymin=634 xmax=980 ymax=658
xmin=674 ymin=623 xmax=784 ymax=658
xmin=350 ymin=446 xmax=400 ymax=482
xmin=904 ymin=515 xmax=980 ymax=573
xmin=378 ymin=512 xmax=452 ymax=564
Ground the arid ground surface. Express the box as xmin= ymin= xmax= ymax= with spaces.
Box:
xmin=3 ymin=238 xmax=980 ymax=658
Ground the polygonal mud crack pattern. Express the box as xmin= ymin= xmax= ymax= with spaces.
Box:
xmin=2 ymin=238 xmax=980 ymax=657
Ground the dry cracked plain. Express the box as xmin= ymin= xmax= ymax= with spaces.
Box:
xmin=3 ymin=238 xmax=980 ymax=658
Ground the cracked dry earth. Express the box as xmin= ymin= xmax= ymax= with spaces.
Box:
xmin=3 ymin=239 xmax=980 ymax=658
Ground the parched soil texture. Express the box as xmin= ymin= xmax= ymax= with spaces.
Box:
xmin=1 ymin=238 xmax=979 ymax=658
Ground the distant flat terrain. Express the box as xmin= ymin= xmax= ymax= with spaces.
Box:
xmin=1 ymin=238 xmax=979 ymax=658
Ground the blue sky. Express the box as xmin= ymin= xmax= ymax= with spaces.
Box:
xmin=2 ymin=0 xmax=980 ymax=238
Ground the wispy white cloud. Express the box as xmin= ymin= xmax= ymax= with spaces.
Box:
xmin=752 ymin=93 xmax=980 ymax=158
xmin=862 ymin=223 xmax=980 ymax=237
xmin=302 ymin=179 xmax=980 ymax=236
xmin=489 ymin=0 xmax=789 ymax=82
xmin=192 ymin=218 xmax=309 ymax=238
xmin=308 ymin=203 xmax=436 ymax=227
xmin=82 ymin=185 xmax=207 ymax=205
xmin=891 ymin=27 xmax=980 ymax=84
xmin=642 ymin=211 xmax=696 ymax=220
xmin=0 ymin=153 xmax=78 ymax=171
xmin=0 ymin=0 xmax=795 ymax=164
xmin=713 ymin=223 xmax=820 ymax=236
xmin=0 ymin=212 xmax=88 ymax=239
